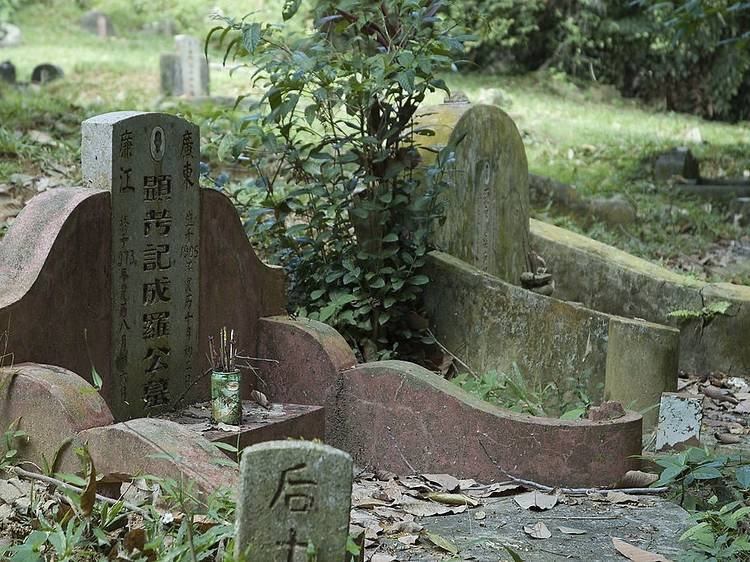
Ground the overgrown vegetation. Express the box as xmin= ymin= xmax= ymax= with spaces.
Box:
xmin=650 ymin=447 xmax=750 ymax=560
xmin=212 ymin=0 xmax=469 ymax=360
xmin=454 ymin=0 xmax=750 ymax=122
xmin=452 ymin=364 xmax=595 ymax=419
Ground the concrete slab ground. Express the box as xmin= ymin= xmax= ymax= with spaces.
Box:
xmin=372 ymin=496 xmax=689 ymax=561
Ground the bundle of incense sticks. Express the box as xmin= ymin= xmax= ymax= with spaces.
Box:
xmin=208 ymin=326 xmax=237 ymax=372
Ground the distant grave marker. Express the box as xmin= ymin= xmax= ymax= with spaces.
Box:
xmin=0 ymin=60 xmax=16 ymax=85
xmin=31 ymin=64 xmax=63 ymax=85
xmin=235 ymin=441 xmax=353 ymax=561
xmin=82 ymin=112 xmax=201 ymax=419
xmin=175 ymin=35 xmax=209 ymax=98
xmin=80 ymin=11 xmax=115 ymax=38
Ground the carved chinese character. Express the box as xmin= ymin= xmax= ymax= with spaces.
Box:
xmin=144 ymin=346 xmax=170 ymax=373
xmin=143 ymin=378 xmax=170 ymax=408
xmin=183 ymin=160 xmax=194 ymax=189
xmin=119 ymin=167 xmax=134 ymax=192
xmin=270 ymin=463 xmax=317 ymax=512
xmin=143 ymin=244 xmax=170 ymax=271
xmin=144 ymin=209 xmax=172 ymax=237
xmin=143 ymin=175 xmax=172 ymax=201
xmin=143 ymin=311 xmax=170 ymax=339
xmin=119 ymin=130 xmax=134 ymax=159
xmin=276 ymin=528 xmax=308 ymax=561
xmin=180 ymin=130 xmax=194 ymax=157
xmin=143 ymin=277 xmax=171 ymax=305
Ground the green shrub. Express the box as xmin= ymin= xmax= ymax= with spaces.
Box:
xmin=212 ymin=1 xmax=470 ymax=361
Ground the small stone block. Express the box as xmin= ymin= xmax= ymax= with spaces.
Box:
xmin=655 ymin=393 xmax=703 ymax=451
xmin=235 ymin=441 xmax=353 ymax=561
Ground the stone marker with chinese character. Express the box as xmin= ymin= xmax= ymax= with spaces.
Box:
xmin=235 ymin=441 xmax=353 ymax=562
xmin=174 ymin=35 xmax=209 ymax=98
xmin=82 ymin=111 xmax=200 ymax=420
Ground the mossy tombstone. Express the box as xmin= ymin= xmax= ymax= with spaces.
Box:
xmin=416 ymin=102 xmax=531 ymax=284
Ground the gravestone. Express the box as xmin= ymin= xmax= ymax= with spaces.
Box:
xmin=0 ymin=60 xmax=16 ymax=85
xmin=416 ymin=102 xmax=531 ymax=285
xmin=235 ymin=441 xmax=353 ymax=561
xmin=31 ymin=63 xmax=63 ymax=84
xmin=82 ymin=112 xmax=201 ymax=419
xmin=159 ymin=54 xmax=182 ymax=96
xmin=0 ymin=23 xmax=21 ymax=47
xmin=654 ymin=147 xmax=699 ymax=182
xmin=174 ymin=35 xmax=209 ymax=98
xmin=80 ymin=11 xmax=115 ymax=38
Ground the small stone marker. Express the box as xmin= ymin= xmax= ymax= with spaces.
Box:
xmin=654 ymin=147 xmax=699 ymax=182
xmin=80 ymin=11 xmax=115 ymax=38
xmin=159 ymin=54 xmax=182 ymax=96
xmin=655 ymin=393 xmax=703 ymax=451
xmin=0 ymin=60 xmax=16 ymax=85
xmin=81 ymin=111 xmax=201 ymax=420
xmin=235 ymin=441 xmax=353 ymax=561
xmin=30 ymin=63 xmax=63 ymax=84
xmin=0 ymin=23 xmax=21 ymax=48
xmin=174 ymin=35 xmax=209 ymax=98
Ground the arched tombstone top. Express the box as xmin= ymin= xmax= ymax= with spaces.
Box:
xmin=416 ymin=103 xmax=531 ymax=285
xmin=30 ymin=63 xmax=63 ymax=85
xmin=81 ymin=111 xmax=201 ymax=420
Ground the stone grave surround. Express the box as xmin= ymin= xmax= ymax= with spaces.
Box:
xmin=418 ymin=99 xmax=750 ymax=379
xmin=532 ymin=220 xmax=750 ymax=376
xmin=0 ymin=111 xmax=642 ymax=490
xmin=414 ymin=102 xmax=678 ymax=429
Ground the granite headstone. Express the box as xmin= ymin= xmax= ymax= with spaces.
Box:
xmin=81 ymin=112 xmax=201 ymax=420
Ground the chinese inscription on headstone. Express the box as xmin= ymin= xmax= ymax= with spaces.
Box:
xmin=235 ymin=441 xmax=353 ymax=561
xmin=81 ymin=111 xmax=200 ymax=420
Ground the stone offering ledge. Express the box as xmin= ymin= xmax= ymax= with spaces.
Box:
xmin=531 ymin=219 xmax=750 ymax=376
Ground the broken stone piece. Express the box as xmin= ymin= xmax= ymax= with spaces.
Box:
xmin=654 ymin=147 xmax=700 ymax=182
xmin=655 ymin=393 xmax=702 ymax=452
xmin=587 ymin=401 xmax=626 ymax=422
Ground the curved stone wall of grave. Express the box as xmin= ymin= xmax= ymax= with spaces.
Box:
xmin=327 ymin=360 xmax=643 ymax=487
xmin=531 ymin=219 xmax=750 ymax=376
xmin=423 ymin=250 xmax=679 ymax=425
xmin=414 ymin=102 xmax=531 ymax=285
xmin=0 ymin=189 xmax=113 ymax=397
xmin=0 ymin=363 xmax=114 ymax=470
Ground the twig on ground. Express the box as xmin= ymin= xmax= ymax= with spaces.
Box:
xmin=10 ymin=466 xmax=152 ymax=518
xmin=478 ymin=438 xmax=668 ymax=496
xmin=427 ymin=329 xmax=476 ymax=377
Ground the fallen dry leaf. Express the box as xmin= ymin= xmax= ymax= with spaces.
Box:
xmin=523 ymin=522 xmax=552 ymax=539
xmin=459 ymin=478 xmax=478 ymax=490
xmin=251 ymin=389 xmax=271 ymax=409
xmin=423 ymin=531 xmax=459 ymax=555
xmin=401 ymin=500 xmax=467 ymax=517
xmin=466 ymin=482 xmax=523 ymax=498
xmin=370 ymin=555 xmax=396 ymax=562
xmin=424 ymin=492 xmax=480 ymax=507
xmin=398 ymin=534 xmax=419 ymax=545
xmin=605 ymin=491 xmax=640 ymax=504
xmin=514 ymin=490 xmax=558 ymax=511
xmin=559 ymin=526 xmax=586 ymax=535
xmin=612 ymin=538 xmax=672 ymax=561
xmin=715 ymin=432 xmax=742 ymax=444
xmin=618 ymin=470 xmax=659 ymax=488
xmin=701 ymin=385 xmax=739 ymax=405
xmin=421 ymin=473 xmax=460 ymax=492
